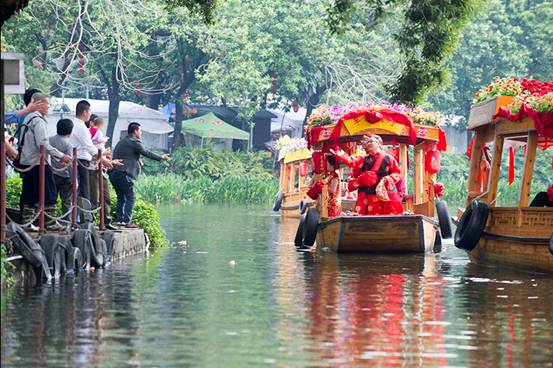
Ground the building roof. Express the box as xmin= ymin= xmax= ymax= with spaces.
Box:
xmin=49 ymin=97 xmax=173 ymax=134
xmin=180 ymin=112 xmax=249 ymax=140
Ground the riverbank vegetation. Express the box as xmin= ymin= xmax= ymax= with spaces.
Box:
xmin=137 ymin=148 xmax=278 ymax=205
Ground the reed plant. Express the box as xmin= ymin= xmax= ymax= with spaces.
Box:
xmin=135 ymin=174 xmax=278 ymax=205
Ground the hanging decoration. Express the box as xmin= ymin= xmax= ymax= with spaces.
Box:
xmin=424 ymin=150 xmax=441 ymax=174
xmin=508 ymin=146 xmax=515 ymax=185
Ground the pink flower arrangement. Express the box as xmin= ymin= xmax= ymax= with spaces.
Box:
xmin=307 ymin=103 xmax=445 ymax=127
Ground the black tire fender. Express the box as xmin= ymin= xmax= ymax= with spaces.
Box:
xmin=273 ymin=192 xmax=285 ymax=212
xmin=5 ymin=222 xmax=45 ymax=268
xmin=454 ymin=200 xmax=489 ymax=252
xmin=72 ymin=229 xmax=92 ymax=268
xmin=102 ymin=230 xmax=116 ymax=261
xmin=38 ymin=234 xmax=60 ymax=278
xmin=302 ymin=208 xmax=320 ymax=247
xmin=436 ymin=200 xmax=453 ymax=239
xmin=66 ymin=247 xmax=84 ymax=273
xmin=299 ymin=200 xmax=307 ymax=215
xmin=80 ymin=223 xmax=105 ymax=268
xmin=294 ymin=214 xmax=306 ymax=247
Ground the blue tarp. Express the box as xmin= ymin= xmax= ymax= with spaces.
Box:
xmin=159 ymin=103 xmax=176 ymax=121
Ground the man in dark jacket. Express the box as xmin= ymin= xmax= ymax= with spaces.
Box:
xmin=110 ymin=122 xmax=170 ymax=227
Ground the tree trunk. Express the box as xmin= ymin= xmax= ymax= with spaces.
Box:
xmin=301 ymin=86 xmax=326 ymax=137
xmin=173 ymin=101 xmax=184 ymax=149
xmin=106 ymin=66 xmax=121 ymax=148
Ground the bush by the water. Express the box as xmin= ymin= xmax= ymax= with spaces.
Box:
xmin=138 ymin=147 xmax=278 ymax=204
xmin=4 ymin=176 xmax=168 ymax=248
xmin=143 ymin=147 xmax=274 ymax=180
xmin=135 ymin=174 xmax=278 ymax=205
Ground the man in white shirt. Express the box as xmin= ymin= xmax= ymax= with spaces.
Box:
xmin=70 ymin=100 xmax=98 ymax=201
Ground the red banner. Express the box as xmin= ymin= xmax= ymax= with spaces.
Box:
xmin=494 ymin=104 xmax=553 ymax=139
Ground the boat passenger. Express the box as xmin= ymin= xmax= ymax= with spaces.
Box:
xmin=529 ymin=184 xmax=553 ymax=207
xmin=331 ymin=134 xmax=403 ymax=216
xmin=305 ymin=154 xmax=342 ymax=217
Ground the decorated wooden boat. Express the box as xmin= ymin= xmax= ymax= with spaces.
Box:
xmin=272 ymin=137 xmax=313 ymax=217
xmin=455 ymin=79 xmax=553 ymax=272
xmin=296 ymin=105 xmax=452 ymax=253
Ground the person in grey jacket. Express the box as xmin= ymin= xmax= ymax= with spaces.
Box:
xmin=19 ymin=93 xmax=71 ymax=231
xmin=109 ymin=122 xmax=170 ymax=227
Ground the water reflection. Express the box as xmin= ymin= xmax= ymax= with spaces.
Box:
xmin=1 ymin=205 xmax=552 ymax=367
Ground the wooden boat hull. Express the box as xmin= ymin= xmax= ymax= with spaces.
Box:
xmin=466 ymin=208 xmax=553 ymax=273
xmin=279 ymin=190 xmax=308 ymax=218
xmin=469 ymin=235 xmax=552 ymax=273
xmin=316 ymin=215 xmax=439 ymax=253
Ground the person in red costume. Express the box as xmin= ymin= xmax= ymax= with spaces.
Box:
xmin=331 ymin=134 xmax=403 ymax=215
xmin=306 ymin=155 xmax=342 ymax=217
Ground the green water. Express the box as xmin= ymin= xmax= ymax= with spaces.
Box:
xmin=2 ymin=204 xmax=553 ymax=367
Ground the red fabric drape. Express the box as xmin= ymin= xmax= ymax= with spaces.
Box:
xmin=494 ymin=105 xmax=553 ymax=138
xmin=508 ymin=146 xmax=515 ymax=185
xmin=437 ymin=127 xmax=447 ymax=151
xmin=466 ymin=136 xmax=475 ymax=159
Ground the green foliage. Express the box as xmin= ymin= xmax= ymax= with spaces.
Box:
xmin=427 ymin=0 xmax=553 ymax=118
xmin=167 ymin=147 xmax=273 ymax=180
xmin=135 ymin=174 xmax=278 ymax=205
xmin=157 ymin=0 xmax=218 ymax=22
xmin=5 ymin=177 xmax=22 ymax=208
xmin=132 ymin=199 xmax=169 ymax=248
xmin=388 ymin=0 xmax=484 ymax=104
xmin=438 ymin=150 xmax=552 ymax=209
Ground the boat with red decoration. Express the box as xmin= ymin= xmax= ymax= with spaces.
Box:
xmin=271 ymin=136 xmax=314 ymax=217
xmin=295 ymin=104 xmax=452 ymax=253
xmin=454 ymin=78 xmax=553 ymax=272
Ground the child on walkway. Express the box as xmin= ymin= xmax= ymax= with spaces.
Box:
xmin=88 ymin=115 xmax=117 ymax=230
xmin=49 ymin=119 xmax=74 ymax=222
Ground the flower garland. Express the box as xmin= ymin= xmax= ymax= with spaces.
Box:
xmin=275 ymin=135 xmax=307 ymax=157
xmin=407 ymin=106 xmax=446 ymax=126
xmin=307 ymin=103 xmax=445 ymax=127
xmin=473 ymin=77 xmax=553 ymax=104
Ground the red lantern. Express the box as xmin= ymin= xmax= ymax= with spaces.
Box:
xmin=78 ymin=42 xmax=85 ymax=51
xmin=32 ymin=59 xmax=42 ymax=70
xmin=425 ymin=150 xmax=440 ymax=174
xmin=77 ymin=68 xmax=85 ymax=75
xmin=293 ymin=98 xmax=299 ymax=113
xmin=78 ymin=59 xmax=85 ymax=67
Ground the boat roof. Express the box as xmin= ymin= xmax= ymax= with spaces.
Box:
xmin=308 ymin=121 xmax=441 ymax=145
xmin=281 ymin=148 xmax=311 ymax=163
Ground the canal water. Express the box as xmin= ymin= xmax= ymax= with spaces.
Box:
xmin=1 ymin=204 xmax=552 ymax=367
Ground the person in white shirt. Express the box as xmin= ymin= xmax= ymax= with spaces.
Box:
xmin=70 ymin=100 xmax=98 ymax=202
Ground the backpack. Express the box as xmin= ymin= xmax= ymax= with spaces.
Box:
xmin=11 ymin=115 xmax=41 ymax=171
